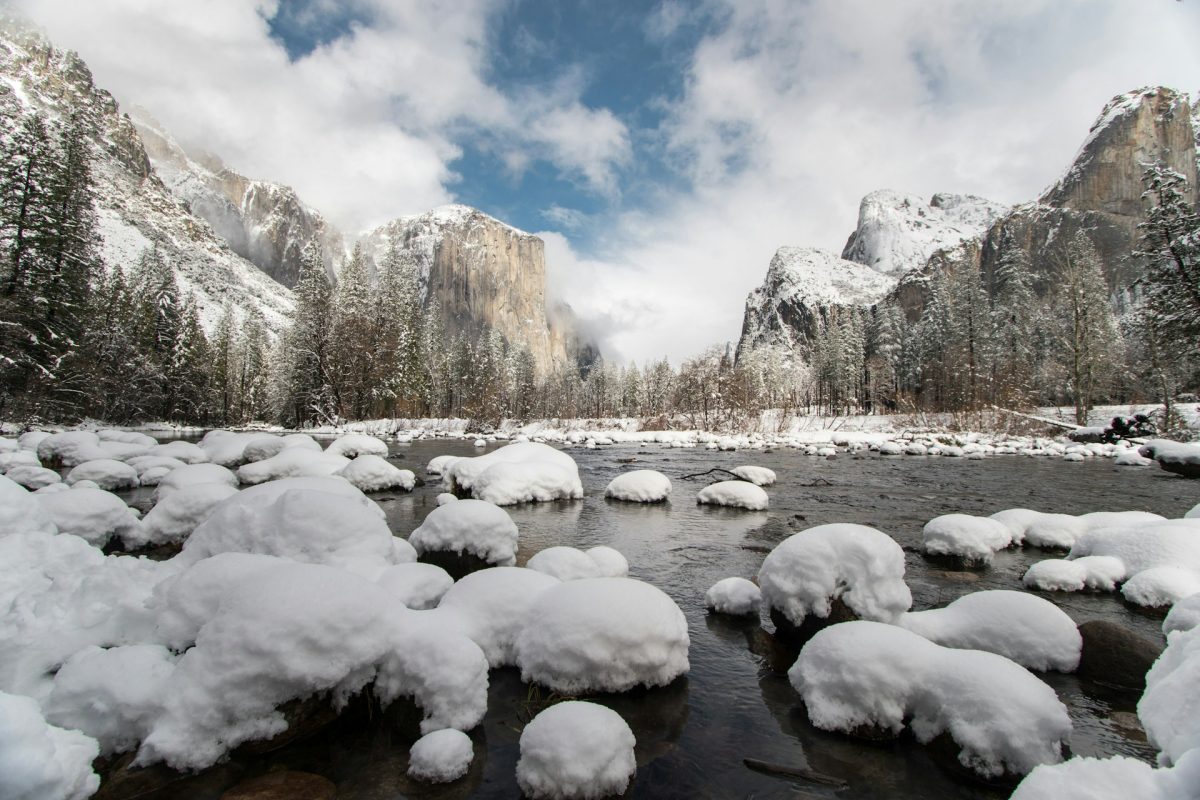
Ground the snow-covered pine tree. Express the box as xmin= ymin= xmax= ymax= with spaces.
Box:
xmin=1135 ymin=162 xmax=1200 ymax=342
xmin=284 ymin=241 xmax=336 ymax=425
xmin=1055 ymin=231 xmax=1120 ymax=425
xmin=990 ymin=245 xmax=1037 ymax=406
xmin=330 ymin=243 xmax=374 ymax=419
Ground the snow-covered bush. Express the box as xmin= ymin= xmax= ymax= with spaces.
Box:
xmin=516 ymin=701 xmax=636 ymax=800
xmin=790 ymin=621 xmax=1071 ymax=779
xmin=336 ymin=454 xmax=416 ymax=492
xmin=442 ymin=442 xmax=583 ymax=505
xmin=696 ymin=480 xmax=768 ymax=510
xmin=705 ymin=577 xmax=761 ymax=616
xmin=758 ymin=523 xmax=911 ymax=627
xmin=604 ymin=469 xmax=671 ymax=502
xmin=409 ymin=499 xmax=519 ymax=567
xmin=515 ymin=577 xmax=689 ymax=693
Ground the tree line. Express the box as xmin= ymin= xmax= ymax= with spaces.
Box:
xmin=2 ymin=108 xmax=1197 ymax=430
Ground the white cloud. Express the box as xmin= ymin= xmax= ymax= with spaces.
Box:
xmin=541 ymin=204 xmax=587 ymax=231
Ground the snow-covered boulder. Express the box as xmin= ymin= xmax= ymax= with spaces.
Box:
xmin=899 ymin=590 xmax=1081 ymax=672
xmin=37 ymin=431 xmax=109 ymax=467
xmin=0 ymin=449 xmax=40 ymax=471
xmin=375 ymin=562 xmax=454 ymax=610
xmin=1139 ymin=439 xmax=1200 ymax=478
xmin=437 ymin=492 xmax=457 ymax=505
xmin=696 ymin=480 xmax=768 ymax=511
xmin=409 ymin=499 xmax=519 ymax=567
xmin=241 ymin=433 xmax=321 ymax=463
xmin=326 ymin=433 xmax=390 ymax=459
xmin=1164 ymin=593 xmax=1200 ymax=635
xmin=1114 ymin=449 xmax=1156 ymax=467
xmin=196 ymin=430 xmax=266 ymax=467
xmin=97 ymin=430 xmax=157 ymax=448
xmin=515 ymin=577 xmax=689 ymax=693
xmin=731 ymin=465 xmax=776 ymax=486
xmin=517 ymin=701 xmax=636 ymax=800
xmin=125 ymin=456 xmax=187 ymax=487
xmin=0 ymin=690 xmax=99 ymax=800
xmin=1122 ymin=567 xmax=1200 ymax=608
xmin=922 ymin=513 xmax=1013 ymax=564
xmin=0 ymin=475 xmax=57 ymax=537
xmin=35 ymin=487 xmax=141 ymax=548
xmin=17 ymin=430 xmax=51 ymax=452
xmin=1022 ymin=556 xmax=1126 ymax=592
xmin=179 ymin=477 xmax=399 ymax=575
xmin=408 ymin=728 xmax=474 ymax=784
xmin=3 ymin=465 xmax=61 ymax=490
xmin=153 ymin=463 xmax=238 ymax=500
xmin=1141 ymin=624 xmax=1200 ymax=766
xmin=434 ymin=567 xmax=561 ymax=667
xmin=758 ymin=524 xmax=911 ymax=628
xmin=526 ymin=546 xmax=629 ymax=581
xmin=65 ymin=459 xmax=138 ymax=491
xmin=427 ymin=454 xmax=460 ymax=475
xmin=235 ymin=448 xmax=350 ymax=485
xmin=336 ymin=454 xmax=416 ymax=492
xmin=1011 ymin=754 xmax=1199 ymax=800
xmin=133 ymin=483 xmax=240 ymax=548
xmin=705 ymin=577 xmax=762 ymax=616
xmin=144 ymin=440 xmax=209 ymax=464
xmin=1066 ymin=519 xmax=1200 ymax=607
xmin=442 ymin=442 xmax=582 ymax=505
xmin=789 ymin=621 xmax=1070 ymax=779
xmin=603 ymin=469 xmax=671 ymax=502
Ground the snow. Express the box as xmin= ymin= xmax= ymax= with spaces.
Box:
xmin=437 ymin=492 xmax=457 ymax=505
xmin=758 ymin=523 xmax=912 ymax=626
xmin=789 ymin=621 xmax=1071 ymax=778
xmin=696 ymin=480 xmax=769 ymax=510
xmin=526 ymin=546 xmax=629 ymax=581
xmin=133 ymin=482 xmax=240 ymax=547
xmin=1141 ymin=624 xmax=1200 ymax=765
xmin=0 ymin=449 xmax=40 ymax=470
xmin=44 ymin=644 xmax=177 ymax=756
xmin=1164 ymin=593 xmax=1200 ymax=635
xmin=434 ymin=567 xmax=561 ymax=667
xmin=236 ymin=447 xmax=350 ymax=484
xmin=0 ymin=690 xmax=99 ymax=800
xmin=179 ymin=478 xmax=400 ymax=575
xmin=336 ymin=454 xmax=416 ymax=492
xmin=241 ymin=433 xmax=321 ymax=463
xmin=409 ymin=499 xmax=520 ymax=567
xmin=1122 ymin=568 xmax=1200 ymax=608
xmin=442 ymin=442 xmax=583 ymax=505
xmin=427 ymin=454 xmax=460 ymax=475
xmin=375 ymin=562 xmax=454 ymax=610
xmin=3 ymin=465 xmax=61 ymax=490
xmin=145 ymin=440 xmax=209 ymax=464
xmin=603 ymin=469 xmax=672 ymax=502
xmin=325 ymin=433 xmax=390 ymax=459
xmin=516 ymin=701 xmax=636 ymax=800
xmin=0 ymin=475 xmax=57 ymax=537
xmin=125 ymin=456 xmax=186 ymax=486
xmin=153 ymin=463 xmax=238 ymax=499
xmin=1139 ymin=439 xmax=1200 ymax=474
xmin=515 ymin=577 xmax=689 ymax=693
xmin=922 ymin=513 xmax=1013 ymax=563
xmin=65 ymin=458 xmax=139 ymax=491
xmin=1022 ymin=556 xmax=1126 ymax=592
xmin=731 ymin=465 xmax=776 ymax=486
xmin=197 ymin=430 xmax=268 ymax=467
xmin=35 ymin=487 xmax=141 ymax=548
xmin=705 ymin=577 xmax=762 ymax=616
xmin=1114 ymin=449 xmax=1156 ymax=467
xmin=898 ymin=590 xmax=1081 ymax=672
xmin=408 ymin=728 xmax=474 ymax=783
xmin=1065 ymin=519 xmax=1200 ymax=607
xmin=1011 ymin=754 xmax=1200 ymax=800
xmin=36 ymin=432 xmax=110 ymax=467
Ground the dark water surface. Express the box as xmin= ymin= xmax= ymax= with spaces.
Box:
xmin=116 ymin=438 xmax=1200 ymax=799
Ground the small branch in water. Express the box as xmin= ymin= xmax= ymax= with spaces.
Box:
xmin=679 ymin=467 xmax=742 ymax=481
xmin=743 ymin=758 xmax=848 ymax=789
xmin=797 ymin=478 xmax=832 ymax=487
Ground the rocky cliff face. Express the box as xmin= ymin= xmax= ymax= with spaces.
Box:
xmin=359 ymin=205 xmax=584 ymax=374
xmin=0 ymin=20 xmax=294 ymax=334
xmin=737 ymin=247 xmax=896 ymax=354
xmin=841 ymin=190 xmax=1008 ymax=275
xmin=132 ymin=111 xmax=343 ymax=288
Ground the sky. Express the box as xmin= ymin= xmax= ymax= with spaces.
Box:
xmin=9 ymin=0 xmax=1200 ymax=363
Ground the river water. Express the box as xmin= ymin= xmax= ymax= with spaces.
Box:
xmin=111 ymin=438 xmax=1199 ymax=800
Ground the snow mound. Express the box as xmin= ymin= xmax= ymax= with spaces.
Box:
xmin=45 ymin=644 xmax=177 ymax=756
xmin=899 ymin=590 xmax=1081 ymax=672
xmin=604 ymin=470 xmax=671 ymax=502
xmin=515 ymin=577 xmax=689 ymax=693
xmin=1123 ymin=567 xmax=1200 ymax=608
xmin=35 ymin=487 xmax=141 ymax=548
xmin=0 ymin=690 xmax=99 ymax=800
xmin=37 ymin=431 xmax=109 ymax=467
xmin=516 ymin=701 xmax=636 ymax=800
xmin=527 ymin=546 xmax=629 ymax=581
xmin=1067 ymin=519 xmax=1200 ymax=607
xmin=65 ymin=459 xmax=138 ymax=491
xmin=153 ymin=463 xmax=237 ymax=500
xmin=408 ymin=728 xmax=474 ymax=783
xmin=3 ymin=465 xmax=61 ymax=490
xmin=790 ymin=621 xmax=1070 ymax=778
xmin=375 ymin=562 xmax=454 ymax=610
xmin=1139 ymin=439 xmax=1200 ymax=477
xmin=145 ymin=440 xmax=209 ymax=464
xmin=409 ymin=499 xmax=520 ymax=567
xmin=1114 ymin=449 xmax=1156 ymax=467
xmin=434 ymin=567 xmax=561 ymax=667
xmin=731 ymin=465 xmax=776 ymax=486
xmin=125 ymin=456 xmax=186 ymax=486
xmin=1022 ymin=556 xmax=1126 ymax=592
xmin=241 ymin=433 xmax=321 ymax=463
xmin=0 ymin=474 xmax=57 ymax=537
xmin=326 ymin=433 xmax=389 ymax=458
xmin=1141 ymin=624 xmax=1200 ymax=765
xmin=1164 ymin=594 xmax=1200 ymax=635
xmin=922 ymin=514 xmax=1013 ymax=563
xmin=437 ymin=492 xmax=457 ymax=505
xmin=0 ymin=449 xmax=40 ymax=471
xmin=705 ymin=577 xmax=762 ymax=616
xmin=697 ymin=480 xmax=768 ymax=510
xmin=236 ymin=447 xmax=350 ymax=485
xmin=1011 ymin=754 xmax=1198 ymax=800
xmin=758 ymin=524 xmax=911 ymax=627
xmin=443 ymin=442 xmax=582 ymax=505
xmin=134 ymin=482 xmax=240 ymax=547
xmin=336 ymin=454 xmax=416 ymax=492
xmin=427 ymin=455 xmax=460 ymax=475
xmin=180 ymin=478 xmax=398 ymax=575
xmin=196 ymin=430 xmax=266 ymax=467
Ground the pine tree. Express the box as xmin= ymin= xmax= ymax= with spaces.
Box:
xmin=330 ymin=243 xmax=374 ymax=419
xmin=1136 ymin=162 xmax=1200 ymax=342
xmin=1055 ymin=231 xmax=1119 ymax=425
xmin=210 ymin=303 xmax=235 ymax=423
xmin=991 ymin=246 xmax=1037 ymax=405
xmin=285 ymin=241 xmax=337 ymax=425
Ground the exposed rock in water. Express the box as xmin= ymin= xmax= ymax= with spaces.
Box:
xmin=219 ymin=771 xmax=336 ymax=800
xmin=1076 ymin=620 xmax=1163 ymax=691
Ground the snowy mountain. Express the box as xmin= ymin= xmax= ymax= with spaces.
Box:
xmin=359 ymin=205 xmax=587 ymax=373
xmin=0 ymin=19 xmax=294 ymax=335
xmin=737 ymin=247 xmax=896 ymax=354
xmin=132 ymin=110 xmax=344 ymax=288
xmin=841 ymin=190 xmax=1009 ymax=276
